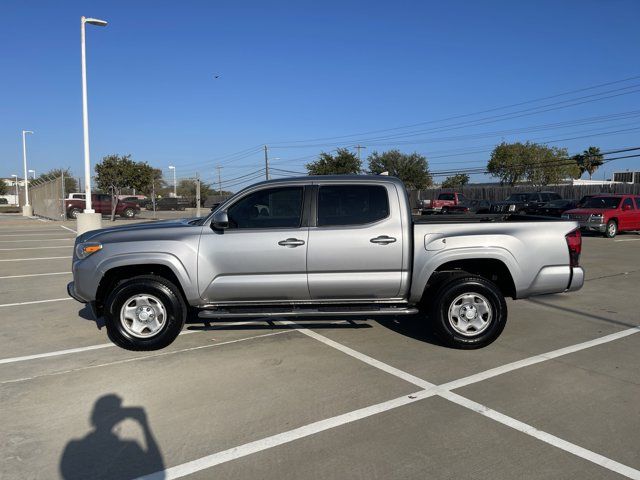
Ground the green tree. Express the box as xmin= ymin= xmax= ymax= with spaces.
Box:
xmin=0 ymin=179 xmax=7 ymax=196
xmin=367 ymin=150 xmax=432 ymax=189
xmin=176 ymin=178 xmax=214 ymax=206
xmin=488 ymin=142 xmax=579 ymax=186
xmin=573 ymin=146 xmax=604 ymax=180
xmin=95 ymin=154 xmax=159 ymax=221
xmin=441 ymin=173 xmax=470 ymax=188
xmin=487 ymin=142 xmax=529 ymax=185
xmin=306 ymin=148 xmax=361 ymax=175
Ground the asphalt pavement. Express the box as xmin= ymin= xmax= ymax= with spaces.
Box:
xmin=1 ymin=213 xmax=639 ymax=480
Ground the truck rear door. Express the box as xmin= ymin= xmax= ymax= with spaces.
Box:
xmin=307 ymin=182 xmax=404 ymax=299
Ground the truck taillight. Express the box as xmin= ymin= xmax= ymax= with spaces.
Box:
xmin=565 ymin=228 xmax=581 ymax=267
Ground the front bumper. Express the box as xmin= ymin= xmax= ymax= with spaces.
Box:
xmin=578 ymin=221 xmax=606 ymax=233
xmin=67 ymin=281 xmax=87 ymax=303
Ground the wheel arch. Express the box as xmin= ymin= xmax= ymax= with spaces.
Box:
xmin=414 ymin=256 xmax=518 ymax=304
xmin=94 ymin=258 xmax=194 ymax=317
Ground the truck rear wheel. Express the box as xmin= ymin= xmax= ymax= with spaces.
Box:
xmin=103 ymin=275 xmax=186 ymax=351
xmin=68 ymin=208 xmax=81 ymax=219
xmin=428 ymin=275 xmax=507 ymax=349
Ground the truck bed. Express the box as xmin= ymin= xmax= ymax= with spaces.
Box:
xmin=413 ymin=214 xmax=563 ymax=224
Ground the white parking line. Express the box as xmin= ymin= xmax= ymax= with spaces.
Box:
xmin=0 ymin=233 xmax=74 ymax=237
xmin=0 ymin=272 xmax=71 ymax=280
xmin=440 ymin=390 xmax=640 ymax=480
xmin=614 ymin=238 xmax=640 ymax=242
xmin=0 ymin=245 xmax=72 ymax=251
xmin=0 ymin=256 xmax=72 ymax=262
xmin=136 ymin=389 xmax=432 ymax=480
xmin=1 ymin=330 xmax=291 ymax=384
xmin=0 ymin=321 xmax=280 ymax=366
xmin=135 ymin=323 xmax=640 ymax=480
xmin=0 ymin=298 xmax=72 ymax=308
xmin=0 ymin=239 xmax=74 ymax=243
xmin=60 ymin=225 xmax=77 ymax=233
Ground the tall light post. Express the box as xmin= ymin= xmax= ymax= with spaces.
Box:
xmin=21 ymin=130 xmax=34 ymax=216
xmin=78 ymin=15 xmax=107 ymax=235
xmin=168 ymin=165 xmax=177 ymax=197
xmin=28 ymin=169 xmax=36 ymax=179
xmin=11 ymin=175 xmax=19 ymax=207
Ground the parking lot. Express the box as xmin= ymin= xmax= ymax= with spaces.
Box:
xmin=1 ymin=213 xmax=639 ymax=480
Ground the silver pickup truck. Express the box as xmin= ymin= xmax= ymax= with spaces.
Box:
xmin=68 ymin=176 xmax=584 ymax=351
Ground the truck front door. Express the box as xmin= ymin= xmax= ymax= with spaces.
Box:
xmin=307 ymin=182 xmax=404 ymax=300
xmin=198 ymin=185 xmax=310 ymax=303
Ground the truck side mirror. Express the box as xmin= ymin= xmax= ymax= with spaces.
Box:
xmin=212 ymin=210 xmax=229 ymax=230
xmin=622 ymin=203 xmax=631 ymax=211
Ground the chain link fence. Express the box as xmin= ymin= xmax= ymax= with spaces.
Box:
xmin=30 ymin=176 xmax=66 ymax=220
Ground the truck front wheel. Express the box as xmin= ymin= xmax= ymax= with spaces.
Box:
xmin=103 ymin=275 xmax=187 ymax=351
xmin=428 ymin=275 xmax=507 ymax=349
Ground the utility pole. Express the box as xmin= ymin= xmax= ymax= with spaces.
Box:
xmin=61 ymin=170 xmax=65 ymax=219
xmin=355 ymin=144 xmax=366 ymax=162
xmin=264 ymin=145 xmax=270 ymax=180
xmin=195 ymin=172 xmax=201 ymax=218
xmin=216 ymin=166 xmax=223 ymax=195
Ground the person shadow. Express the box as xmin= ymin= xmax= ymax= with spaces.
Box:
xmin=60 ymin=394 xmax=165 ymax=480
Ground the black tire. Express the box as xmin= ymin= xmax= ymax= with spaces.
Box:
xmin=103 ymin=275 xmax=187 ymax=351
xmin=121 ymin=208 xmax=135 ymax=218
xmin=427 ymin=275 xmax=507 ymax=349
xmin=68 ymin=208 xmax=81 ymax=219
xmin=604 ymin=219 xmax=617 ymax=238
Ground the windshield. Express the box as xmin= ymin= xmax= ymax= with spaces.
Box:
xmin=505 ymin=193 xmax=535 ymax=202
xmin=582 ymin=197 xmax=621 ymax=209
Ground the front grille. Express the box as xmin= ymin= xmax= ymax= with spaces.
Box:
xmin=567 ymin=214 xmax=588 ymax=221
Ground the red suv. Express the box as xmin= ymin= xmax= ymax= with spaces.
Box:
xmin=562 ymin=194 xmax=640 ymax=238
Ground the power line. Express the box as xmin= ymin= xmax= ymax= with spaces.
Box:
xmin=268 ymin=75 xmax=640 ymax=146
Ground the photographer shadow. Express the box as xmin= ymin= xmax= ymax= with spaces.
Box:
xmin=60 ymin=394 xmax=165 ymax=480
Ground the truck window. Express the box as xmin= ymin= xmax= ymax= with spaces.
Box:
xmin=635 ymin=197 xmax=640 ymax=209
xmin=622 ymin=198 xmax=634 ymax=210
xmin=438 ymin=193 xmax=455 ymax=201
xmin=227 ymin=186 xmax=303 ymax=229
xmin=317 ymin=185 xmax=389 ymax=226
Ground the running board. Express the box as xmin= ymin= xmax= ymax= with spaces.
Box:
xmin=198 ymin=306 xmax=419 ymax=319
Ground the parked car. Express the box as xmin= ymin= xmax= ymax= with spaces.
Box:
xmin=146 ymin=197 xmax=189 ymax=211
xmin=0 ymin=198 xmax=8 ymax=205
xmin=441 ymin=199 xmax=492 ymax=215
xmin=121 ymin=196 xmax=148 ymax=207
xmin=525 ymin=199 xmax=578 ymax=217
xmin=490 ymin=192 xmax=562 ymax=214
xmin=65 ymin=194 xmax=140 ymax=219
xmin=562 ymin=194 xmax=640 ymax=238
xmin=419 ymin=192 xmax=466 ymax=214
xmin=68 ymin=175 xmax=584 ymax=351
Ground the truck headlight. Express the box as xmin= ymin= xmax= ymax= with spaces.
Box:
xmin=508 ymin=205 xmax=516 ymax=212
xmin=561 ymin=214 xmax=570 ymax=220
xmin=76 ymin=242 xmax=102 ymax=259
xmin=589 ymin=214 xmax=603 ymax=223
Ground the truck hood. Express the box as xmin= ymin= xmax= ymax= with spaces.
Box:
xmin=78 ymin=218 xmax=203 ymax=243
xmin=563 ymin=208 xmax=609 ymax=215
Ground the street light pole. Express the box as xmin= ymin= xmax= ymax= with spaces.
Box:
xmin=78 ymin=15 xmax=107 ymax=234
xmin=28 ymin=169 xmax=36 ymax=179
xmin=169 ymin=165 xmax=176 ymax=197
xmin=22 ymin=130 xmax=34 ymax=215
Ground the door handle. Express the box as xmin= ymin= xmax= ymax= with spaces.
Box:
xmin=278 ymin=238 xmax=306 ymax=248
xmin=370 ymin=235 xmax=397 ymax=245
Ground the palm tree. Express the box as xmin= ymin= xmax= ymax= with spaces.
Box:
xmin=580 ymin=146 xmax=604 ymax=180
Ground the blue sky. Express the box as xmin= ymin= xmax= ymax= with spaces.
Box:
xmin=1 ymin=0 xmax=639 ymax=190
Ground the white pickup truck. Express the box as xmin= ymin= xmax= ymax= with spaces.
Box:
xmin=68 ymin=175 xmax=584 ymax=351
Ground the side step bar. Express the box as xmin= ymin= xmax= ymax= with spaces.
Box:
xmin=198 ymin=307 xmax=419 ymax=319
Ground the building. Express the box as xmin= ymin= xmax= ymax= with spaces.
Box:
xmin=612 ymin=171 xmax=640 ymax=184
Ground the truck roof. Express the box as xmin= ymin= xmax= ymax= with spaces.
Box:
xmin=244 ymin=175 xmax=406 ymax=189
